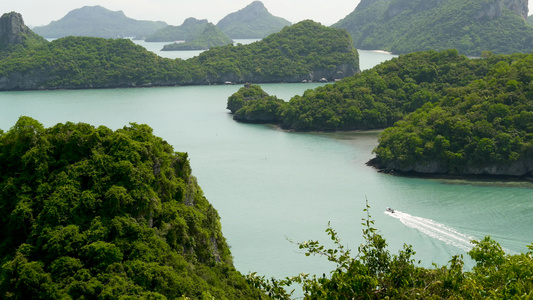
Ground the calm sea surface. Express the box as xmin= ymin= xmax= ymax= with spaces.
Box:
xmin=1 ymin=49 xmax=531 ymax=281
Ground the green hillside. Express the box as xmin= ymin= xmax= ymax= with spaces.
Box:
xmin=228 ymin=49 xmax=533 ymax=176
xmin=372 ymin=52 xmax=533 ymax=176
xmin=0 ymin=117 xmax=264 ymax=299
xmin=229 ymin=49 xmax=503 ymax=130
xmin=333 ymin=0 xmax=533 ymax=56
xmin=0 ymin=18 xmax=358 ymax=90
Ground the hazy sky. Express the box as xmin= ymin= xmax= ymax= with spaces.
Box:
xmin=2 ymin=0 xmax=365 ymax=27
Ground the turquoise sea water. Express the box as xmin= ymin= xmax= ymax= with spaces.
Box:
xmin=1 ymin=51 xmax=531 ymax=282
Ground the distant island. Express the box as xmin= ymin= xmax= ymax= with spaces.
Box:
xmin=0 ymin=13 xmax=358 ymax=90
xmin=216 ymin=1 xmax=292 ymax=39
xmin=143 ymin=1 xmax=290 ymax=42
xmin=333 ymin=0 xmax=533 ymax=56
xmin=32 ymin=5 xmax=167 ymax=39
xmin=227 ymin=49 xmax=533 ymax=178
xmin=144 ymin=18 xmax=210 ymax=42
xmin=160 ymin=23 xmax=233 ymax=51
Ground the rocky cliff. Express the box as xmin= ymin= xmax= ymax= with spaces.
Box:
xmin=476 ymin=0 xmax=529 ymax=20
xmin=0 ymin=12 xmax=46 ymax=52
xmin=369 ymin=158 xmax=533 ymax=178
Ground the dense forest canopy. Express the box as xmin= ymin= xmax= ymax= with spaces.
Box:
xmin=0 ymin=117 xmax=264 ymax=299
xmin=229 ymin=49 xmax=520 ymax=130
xmin=333 ymin=0 xmax=533 ymax=56
xmin=0 ymin=15 xmax=358 ymax=90
xmin=228 ymin=49 xmax=533 ymax=176
xmin=186 ymin=20 xmax=358 ymax=83
xmin=372 ymin=52 xmax=533 ymax=176
xmin=227 ymin=83 xmax=285 ymax=123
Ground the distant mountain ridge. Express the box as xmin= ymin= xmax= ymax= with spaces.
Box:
xmin=216 ymin=1 xmax=291 ymax=38
xmin=32 ymin=5 xmax=167 ymax=38
xmin=333 ymin=0 xmax=533 ymax=56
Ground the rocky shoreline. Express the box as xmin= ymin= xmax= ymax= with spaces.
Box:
xmin=366 ymin=157 xmax=533 ymax=181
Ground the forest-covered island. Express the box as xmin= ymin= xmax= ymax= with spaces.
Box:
xmin=1 ymin=1 xmax=533 ymax=297
xmin=160 ymin=23 xmax=233 ymax=51
xmin=228 ymin=50 xmax=533 ymax=178
xmin=0 ymin=13 xmax=358 ymax=90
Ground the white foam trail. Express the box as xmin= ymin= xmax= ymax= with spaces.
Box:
xmin=385 ymin=210 xmax=475 ymax=252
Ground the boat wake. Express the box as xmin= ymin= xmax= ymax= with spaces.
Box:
xmin=385 ymin=210 xmax=475 ymax=252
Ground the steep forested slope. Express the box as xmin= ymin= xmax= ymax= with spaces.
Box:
xmin=230 ymin=49 xmax=517 ymax=130
xmin=189 ymin=20 xmax=358 ymax=83
xmin=0 ymin=117 xmax=265 ymax=299
xmin=333 ymin=0 xmax=533 ymax=56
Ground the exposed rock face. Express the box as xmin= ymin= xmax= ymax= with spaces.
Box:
xmin=0 ymin=12 xmax=45 ymax=51
xmin=0 ymin=12 xmax=26 ymax=45
xmin=0 ymin=69 xmax=55 ymax=90
xmin=505 ymin=0 xmax=530 ymax=20
xmin=370 ymin=158 xmax=533 ymax=178
xmin=476 ymin=0 xmax=529 ymax=20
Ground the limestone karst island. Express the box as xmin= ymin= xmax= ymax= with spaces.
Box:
xmin=1 ymin=0 xmax=533 ymax=299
